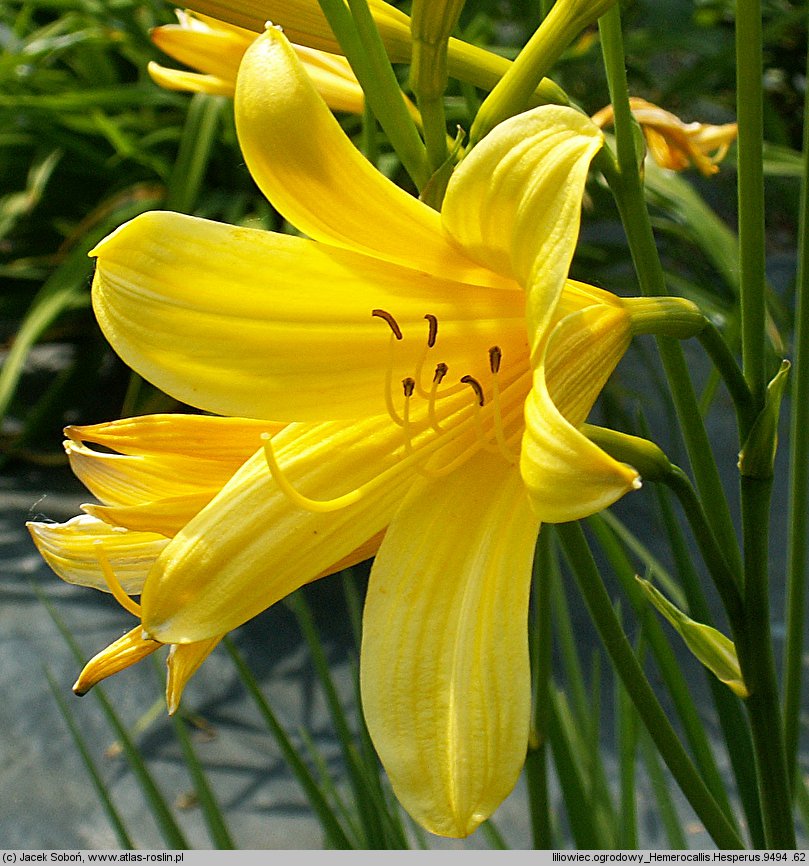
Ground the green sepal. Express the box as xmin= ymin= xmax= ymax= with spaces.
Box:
xmin=637 ymin=578 xmax=749 ymax=699
xmin=622 ymin=296 xmax=706 ymax=340
xmin=738 ymin=359 xmax=791 ymax=479
xmin=582 ymin=425 xmax=673 ymax=482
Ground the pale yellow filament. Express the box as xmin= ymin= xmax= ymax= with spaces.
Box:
xmin=94 ymin=541 xmax=142 ymax=617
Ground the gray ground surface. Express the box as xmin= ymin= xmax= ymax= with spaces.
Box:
xmin=2 ymin=464 xmax=538 ymax=850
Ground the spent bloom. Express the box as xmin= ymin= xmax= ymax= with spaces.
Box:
xmin=592 ymin=96 xmax=738 ymax=175
xmin=31 ymin=27 xmax=701 ymax=836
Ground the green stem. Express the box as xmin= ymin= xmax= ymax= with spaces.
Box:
xmin=735 ymin=0 xmax=768 ymax=406
xmin=738 ymin=478 xmax=796 ymax=848
xmin=598 ymin=6 xmax=743 ymax=579
xmin=526 ymin=531 xmax=555 ymax=849
xmin=663 ymin=467 xmax=744 ymax=625
xmin=782 ymin=33 xmax=809 ymax=790
xmin=556 ymin=522 xmax=745 ymax=849
xmin=587 ymin=513 xmax=740 ymax=830
xmin=697 ymin=322 xmax=757 ymax=434
xmin=417 ymin=94 xmax=450 ymax=173
xmin=316 ymin=0 xmax=429 ymax=190
xmin=734 ymin=0 xmax=793 ymax=846
xmin=652 ymin=486 xmax=766 ymax=848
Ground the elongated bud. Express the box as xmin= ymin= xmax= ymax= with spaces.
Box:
xmin=637 ymin=578 xmax=749 ymax=698
xmin=622 ymin=295 xmax=706 ymax=339
xmin=582 ymin=425 xmax=672 ymax=482
xmin=738 ymin=359 xmax=790 ymax=479
xmin=470 ymin=0 xmax=616 ymax=144
xmin=409 ymin=0 xmax=466 ymax=99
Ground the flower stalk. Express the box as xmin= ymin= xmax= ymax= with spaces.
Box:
xmin=597 ymin=5 xmax=743 ymax=579
xmin=555 ymin=521 xmax=745 ymax=850
xmin=470 ymin=0 xmax=615 ymax=145
xmin=783 ymin=31 xmax=809 ymax=791
xmin=315 ymin=0 xmax=430 ymax=189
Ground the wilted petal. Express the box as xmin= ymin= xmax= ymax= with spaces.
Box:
xmin=520 ymin=303 xmax=640 ymax=521
xmin=361 ymin=452 xmax=538 ymax=837
xmin=91 ymin=212 xmax=525 ymax=422
xmin=27 ymin=514 xmax=168 ymax=594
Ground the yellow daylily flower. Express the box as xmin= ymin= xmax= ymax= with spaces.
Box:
xmin=592 ymin=97 xmax=738 ymax=176
xmin=149 ymin=10 xmax=366 ymax=113
xmin=81 ymin=27 xmax=658 ymax=837
xmin=45 ymin=28 xmax=699 ymax=837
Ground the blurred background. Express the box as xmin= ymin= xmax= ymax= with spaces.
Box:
xmin=0 ymin=0 xmax=806 ymax=849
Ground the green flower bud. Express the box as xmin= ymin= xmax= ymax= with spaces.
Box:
xmin=738 ymin=360 xmax=790 ymax=479
xmin=637 ymin=578 xmax=748 ymax=698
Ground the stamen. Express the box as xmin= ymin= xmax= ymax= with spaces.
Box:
xmin=413 ymin=314 xmax=439 ymax=399
xmin=371 ymin=308 xmax=403 ymax=340
xmin=424 ymin=314 xmax=438 ymax=348
xmin=402 ymin=377 xmax=416 ymax=455
xmin=460 ymin=375 xmax=485 ymax=406
xmin=382 ymin=333 xmax=404 ymax=427
xmin=93 ymin=541 xmax=142 ymax=617
xmin=488 ymin=346 xmax=517 ymax=465
xmin=428 ymin=363 xmax=449 ymax=432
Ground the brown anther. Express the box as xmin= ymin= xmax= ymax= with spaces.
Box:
xmin=489 ymin=346 xmax=502 ymax=374
xmin=402 ymin=377 xmax=416 ymax=397
xmin=424 ymin=314 xmax=438 ymax=348
xmin=460 ymin=375 xmax=485 ymax=406
xmin=372 ymin=309 xmax=403 ymax=340
xmin=433 ymin=363 xmax=448 ymax=384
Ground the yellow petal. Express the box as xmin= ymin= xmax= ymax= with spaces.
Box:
xmin=442 ymin=105 xmax=603 ymax=323
xmin=166 ymin=636 xmax=224 ymax=714
xmin=292 ymin=44 xmax=364 ymax=115
xmin=184 ymin=0 xmax=413 ymax=60
xmin=141 ymin=418 xmax=418 ymax=643
xmin=83 ymin=494 xmax=217 ymax=537
xmin=361 ymin=452 xmax=538 ymax=837
xmin=27 ymin=514 xmax=168 ymax=594
xmin=73 ymin=625 xmax=162 ymax=695
xmin=520 ymin=303 xmax=640 ymax=521
xmin=151 ymin=13 xmax=365 ymax=112
xmin=65 ymin=414 xmax=275 ymax=461
xmin=234 ymin=27 xmax=508 ymax=286
xmin=91 ymin=211 xmax=525 ymax=421
xmin=147 ymin=63 xmax=234 ymax=96
xmin=151 ymin=15 xmax=251 ymax=85
xmin=65 ymin=440 xmax=240 ymax=507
